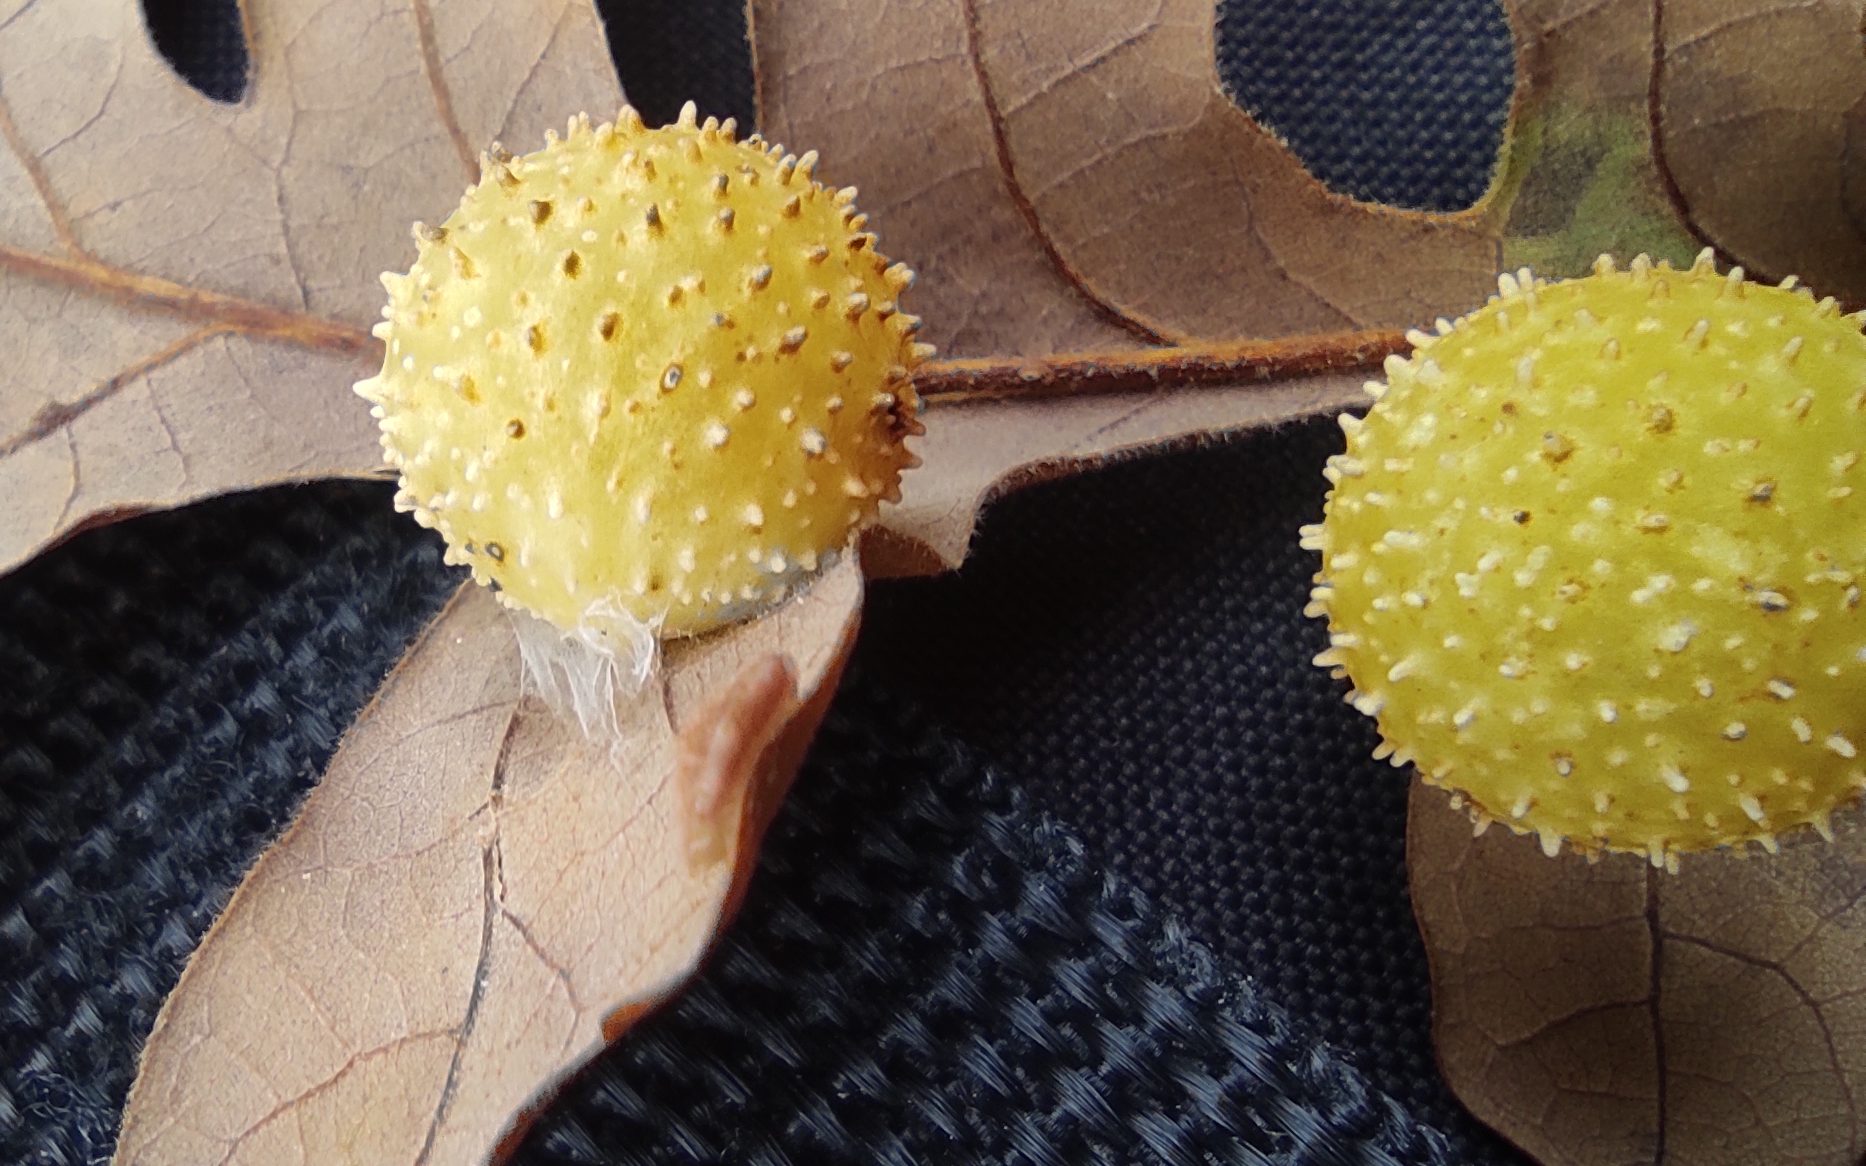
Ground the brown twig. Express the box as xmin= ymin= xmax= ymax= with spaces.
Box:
xmin=913 ymin=327 xmax=1407 ymax=406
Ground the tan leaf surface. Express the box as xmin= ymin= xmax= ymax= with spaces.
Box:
xmin=1652 ymin=0 xmax=1866 ymax=300
xmin=0 ymin=0 xmax=619 ymax=575
xmin=751 ymin=0 xmax=1502 ymax=573
xmin=1411 ymin=778 xmax=1866 ymax=1165
xmin=114 ymin=558 xmax=864 ymax=1166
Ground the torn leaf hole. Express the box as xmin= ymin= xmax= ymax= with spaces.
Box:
xmin=1212 ymin=0 xmax=1514 ymax=212
xmin=141 ymin=0 xmax=249 ymax=104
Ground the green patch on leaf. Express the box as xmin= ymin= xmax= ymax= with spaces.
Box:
xmin=1496 ymin=102 xmax=1700 ymax=276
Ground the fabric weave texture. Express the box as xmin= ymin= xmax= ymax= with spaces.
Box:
xmin=0 ymin=1 xmax=1528 ymax=1162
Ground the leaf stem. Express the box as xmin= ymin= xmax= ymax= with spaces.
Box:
xmin=913 ymin=327 xmax=1406 ymax=406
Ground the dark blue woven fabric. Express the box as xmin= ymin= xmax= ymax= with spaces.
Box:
xmin=0 ymin=1 xmax=1528 ymax=1163
xmin=515 ymin=681 xmax=1458 ymax=1166
xmin=0 ymin=485 xmax=457 ymax=1165
xmin=140 ymin=0 xmax=246 ymax=102
xmin=1217 ymin=0 xmax=1513 ymax=212
xmin=864 ymin=419 xmax=1521 ymax=1162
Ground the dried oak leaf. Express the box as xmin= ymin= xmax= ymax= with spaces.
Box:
xmin=0 ymin=0 xmax=619 ymax=575
xmin=1652 ymin=0 xmax=1866 ymax=302
xmin=116 ymin=559 xmax=864 ymax=1165
xmin=1411 ymin=781 xmax=1866 ymax=1166
xmin=754 ymin=0 xmax=1503 ymax=571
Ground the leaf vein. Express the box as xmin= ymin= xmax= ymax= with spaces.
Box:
xmin=411 ymin=707 xmax=523 ymax=1165
xmin=955 ymin=0 xmax=1164 ymax=345
xmin=0 ymin=79 xmax=79 ymax=253
xmin=0 ymin=243 xmax=372 ymax=357
xmin=0 ymin=324 xmax=222 ymax=461
xmin=409 ymin=0 xmax=477 ymax=178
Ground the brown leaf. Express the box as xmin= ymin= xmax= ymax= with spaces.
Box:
xmin=750 ymin=0 xmax=1502 ymax=572
xmin=0 ymin=0 xmax=620 ymax=575
xmin=1651 ymin=0 xmax=1866 ymax=300
xmin=1410 ymin=777 xmax=1866 ymax=1165
xmin=113 ymin=558 xmax=863 ymax=1166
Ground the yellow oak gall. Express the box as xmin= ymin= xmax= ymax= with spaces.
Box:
xmin=1307 ymin=251 xmax=1866 ymax=866
xmin=357 ymin=104 xmax=929 ymax=639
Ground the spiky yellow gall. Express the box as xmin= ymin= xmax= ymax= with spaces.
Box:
xmin=1306 ymin=251 xmax=1866 ymax=866
xmin=356 ymin=104 xmax=929 ymax=638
